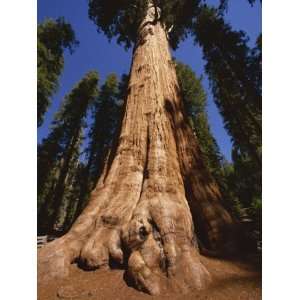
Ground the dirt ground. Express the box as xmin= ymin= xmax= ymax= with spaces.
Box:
xmin=38 ymin=253 xmax=261 ymax=300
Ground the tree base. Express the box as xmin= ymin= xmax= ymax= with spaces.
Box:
xmin=38 ymin=197 xmax=212 ymax=295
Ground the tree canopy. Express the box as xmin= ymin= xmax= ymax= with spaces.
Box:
xmin=88 ymin=0 xmax=202 ymax=49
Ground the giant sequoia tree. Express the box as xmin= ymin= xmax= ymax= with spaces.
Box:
xmin=39 ymin=1 xmax=235 ymax=295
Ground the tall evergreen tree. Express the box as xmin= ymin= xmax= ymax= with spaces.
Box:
xmin=175 ymin=61 xmax=223 ymax=180
xmin=37 ymin=17 xmax=78 ymax=127
xmin=193 ymin=8 xmax=261 ymax=251
xmin=193 ymin=6 xmax=261 ymax=165
xmin=38 ymin=71 xmax=99 ymax=234
xmin=51 ymin=130 xmax=84 ymax=233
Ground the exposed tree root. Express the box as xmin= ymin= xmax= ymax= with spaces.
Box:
xmin=38 ymin=191 xmax=212 ymax=294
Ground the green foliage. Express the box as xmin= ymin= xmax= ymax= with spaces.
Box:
xmin=175 ymin=46 xmax=262 ymax=252
xmin=222 ymin=149 xmax=262 ymax=252
xmin=37 ymin=71 xmax=99 ymax=234
xmin=88 ymin=0 xmax=202 ymax=49
xmin=37 ymin=17 xmax=78 ymax=127
xmin=175 ymin=61 xmax=252 ymax=236
xmin=37 ymin=0 xmax=262 ymax=248
xmin=192 ymin=7 xmax=261 ymax=251
xmin=158 ymin=0 xmax=203 ymax=49
xmin=88 ymin=0 xmax=147 ymax=49
xmin=175 ymin=61 xmax=224 ymax=182
xmin=193 ymin=6 xmax=261 ymax=165
xmin=175 ymin=60 xmax=206 ymax=116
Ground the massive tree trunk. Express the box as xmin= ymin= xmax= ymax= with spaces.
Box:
xmin=38 ymin=3 xmax=235 ymax=295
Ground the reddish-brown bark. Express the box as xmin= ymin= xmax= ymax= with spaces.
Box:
xmin=38 ymin=3 xmax=235 ymax=295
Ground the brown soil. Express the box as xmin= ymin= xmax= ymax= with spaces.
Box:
xmin=38 ymin=254 xmax=261 ymax=300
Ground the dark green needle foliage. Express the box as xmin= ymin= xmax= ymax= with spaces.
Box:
xmin=37 ymin=17 xmax=78 ymax=127
xmin=193 ymin=7 xmax=261 ymax=251
xmin=193 ymin=6 xmax=261 ymax=165
xmin=37 ymin=71 xmax=99 ymax=234
xmin=175 ymin=61 xmax=224 ymax=185
xmin=175 ymin=60 xmax=206 ymax=117
xmin=88 ymin=0 xmax=203 ymax=49
xmin=249 ymin=34 xmax=262 ymax=100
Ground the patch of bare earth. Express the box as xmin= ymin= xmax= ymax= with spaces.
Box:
xmin=38 ymin=254 xmax=261 ymax=300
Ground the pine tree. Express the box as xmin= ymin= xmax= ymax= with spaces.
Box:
xmin=38 ymin=71 xmax=99 ymax=234
xmin=39 ymin=1 xmax=235 ymax=294
xmin=37 ymin=17 xmax=78 ymax=127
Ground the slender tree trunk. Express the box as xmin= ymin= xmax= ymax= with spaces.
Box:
xmin=49 ymin=130 xmax=81 ymax=231
xmin=38 ymin=3 xmax=235 ymax=295
xmin=54 ymin=153 xmax=81 ymax=233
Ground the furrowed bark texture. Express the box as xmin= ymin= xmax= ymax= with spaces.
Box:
xmin=38 ymin=3 xmax=234 ymax=295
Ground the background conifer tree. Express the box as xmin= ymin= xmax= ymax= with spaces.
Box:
xmin=193 ymin=6 xmax=261 ymax=165
xmin=38 ymin=71 xmax=99 ymax=234
xmin=192 ymin=6 xmax=261 ymax=251
xmin=175 ymin=60 xmax=224 ymax=181
xmin=37 ymin=17 xmax=78 ymax=127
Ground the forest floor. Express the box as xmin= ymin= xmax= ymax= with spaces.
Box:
xmin=38 ymin=253 xmax=261 ymax=300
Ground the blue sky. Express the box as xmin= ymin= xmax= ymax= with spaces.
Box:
xmin=37 ymin=0 xmax=261 ymax=161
